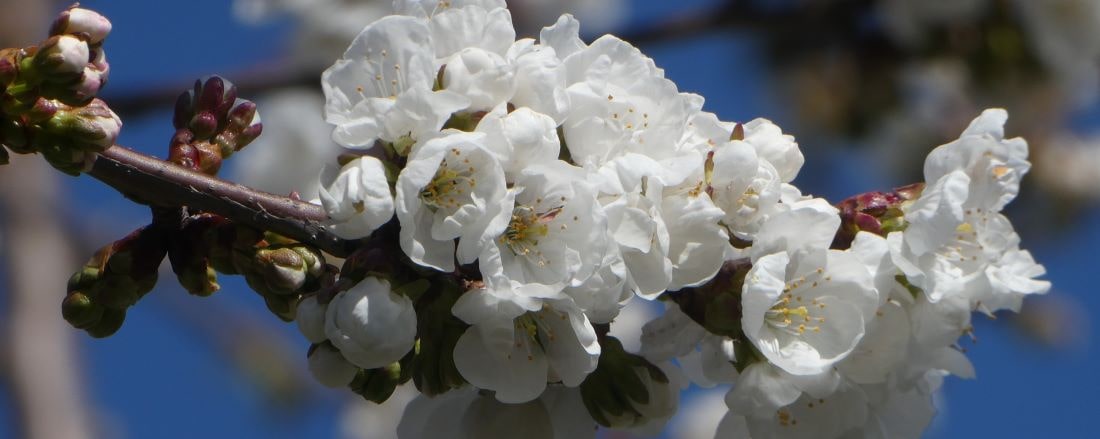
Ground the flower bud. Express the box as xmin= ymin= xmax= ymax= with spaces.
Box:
xmin=61 ymin=291 xmax=104 ymax=329
xmin=325 ymin=277 xmax=417 ymax=370
xmin=33 ymin=35 xmax=90 ymax=79
xmin=0 ymin=49 xmax=18 ymax=88
xmin=308 ymin=342 xmax=360 ymax=388
xmin=37 ymin=141 xmax=92 ymax=176
xmin=46 ymin=66 xmax=107 ymax=106
xmin=319 ymin=156 xmax=396 ymax=240
xmin=349 ymin=361 xmax=408 ymax=403
xmin=86 ymin=308 xmax=126 ymax=338
xmin=441 ymin=47 xmax=516 ymax=111
xmin=296 ymin=295 xmax=328 ymax=343
xmin=51 ymin=7 xmax=113 ymax=44
xmin=15 ymin=97 xmax=59 ymax=123
xmin=45 ymin=98 xmax=121 ymax=151
xmin=251 ymin=243 xmax=325 ymax=296
xmin=832 ymin=183 xmax=923 ymax=249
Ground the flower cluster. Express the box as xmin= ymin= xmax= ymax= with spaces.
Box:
xmin=296 ymin=1 xmax=1050 ymax=437
xmin=0 ymin=5 xmax=120 ymax=173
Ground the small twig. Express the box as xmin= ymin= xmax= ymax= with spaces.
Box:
xmin=88 ymin=145 xmax=359 ymax=257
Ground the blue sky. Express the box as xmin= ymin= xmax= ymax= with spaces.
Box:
xmin=1 ymin=0 xmax=1096 ymax=438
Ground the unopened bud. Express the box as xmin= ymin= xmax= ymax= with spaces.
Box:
xmin=24 ymin=97 xmax=60 ymax=122
xmin=0 ymin=49 xmax=18 ymax=88
xmin=86 ymin=308 xmax=125 ymax=338
xmin=37 ymin=140 xmax=92 ymax=175
xmin=44 ymin=66 xmax=107 ymax=106
xmin=188 ymin=111 xmax=218 ymax=140
xmin=255 ymin=247 xmax=308 ymax=293
xmin=296 ymin=295 xmax=328 ymax=343
xmin=349 ymin=361 xmax=407 ymax=403
xmin=61 ymin=291 xmax=104 ymax=329
xmin=832 ymin=183 xmax=924 ymax=249
xmin=308 ymin=342 xmax=360 ymax=388
xmin=179 ymin=264 xmax=220 ymax=297
xmin=45 ymin=98 xmax=121 ymax=151
xmin=51 ymin=7 xmax=113 ymax=45
xmin=215 ymin=98 xmax=262 ymax=153
xmin=326 ymin=277 xmax=417 ymax=370
xmin=34 ymin=35 xmax=90 ymax=79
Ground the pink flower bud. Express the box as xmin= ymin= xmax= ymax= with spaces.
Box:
xmin=35 ymin=35 xmax=90 ymax=78
xmin=51 ymin=7 xmax=113 ymax=44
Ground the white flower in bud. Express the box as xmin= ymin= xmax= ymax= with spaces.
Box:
xmin=441 ymin=47 xmax=515 ymax=111
xmin=319 ymin=156 xmax=395 ymax=239
xmin=295 ymin=295 xmax=328 ymax=343
xmin=325 ymin=277 xmax=417 ymax=370
xmin=60 ymin=8 xmax=113 ymax=44
xmin=308 ymin=343 xmax=359 ymax=388
xmin=37 ymin=35 xmax=90 ymax=77
xmin=49 ymin=99 xmax=122 ymax=149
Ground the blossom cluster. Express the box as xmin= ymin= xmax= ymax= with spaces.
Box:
xmin=295 ymin=1 xmax=1050 ymax=437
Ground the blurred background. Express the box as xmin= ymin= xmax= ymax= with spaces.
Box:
xmin=0 ymin=0 xmax=1096 ymax=437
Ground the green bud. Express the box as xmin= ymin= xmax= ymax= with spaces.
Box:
xmin=349 ymin=360 xmax=409 ymax=404
xmin=177 ymin=264 xmax=219 ymax=297
xmin=44 ymin=98 xmax=121 ymax=152
xmin=256 ymin=247 xmax=307 ymax=292
xmin=61 ymin=292 xmax=103 ymax=329
xmin=86 ymin=307 xmax=125 ymax=338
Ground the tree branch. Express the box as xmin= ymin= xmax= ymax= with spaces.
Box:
xmin=88 ymin=145 xmax=359 ymax=257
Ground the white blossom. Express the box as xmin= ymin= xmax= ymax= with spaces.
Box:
xmin=325 ymin=277 xmax=418 ymax=370
xmin=890 ymin=109 xmax=1050 ymax=312
xmin=318 ymin=156 xmax=395 ymax=239
xmin=395 ymin=131 xmax=511 ymax=271
xmin=742 ymin=200 xmax=878 ymax=376
xmin=322 ymin=15 xmax=469 ymax=148
xmin=451 ymin=295 xmax=599 ymax=403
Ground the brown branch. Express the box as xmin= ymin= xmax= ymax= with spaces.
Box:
xmin=88 ymin=145 xmax=360 ymax=257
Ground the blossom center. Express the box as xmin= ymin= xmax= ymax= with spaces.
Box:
xmin=500 ymin=204 xmax=562 ymax=263
xmin=419 ymin=150 xmax=478 ymax=211
xmin=765 ymin=268 xmax=829 ymax=335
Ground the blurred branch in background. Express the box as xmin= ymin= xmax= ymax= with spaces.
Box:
xmin=0 ymin=3 xmax=96 ymax=437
